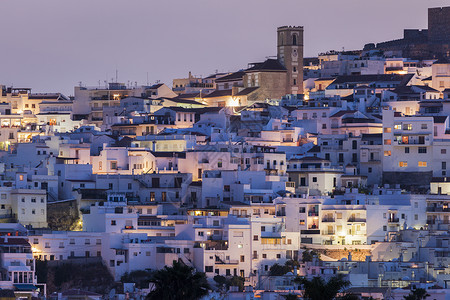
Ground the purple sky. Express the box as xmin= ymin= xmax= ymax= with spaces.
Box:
xmin=0 ymin=0 xmax=448 ymax=96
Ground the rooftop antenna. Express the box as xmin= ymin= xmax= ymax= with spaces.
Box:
xmin=115 ymin=69 xmax=118 ymax=83
xmin=147 ymin=72 xmax=149 ymax=86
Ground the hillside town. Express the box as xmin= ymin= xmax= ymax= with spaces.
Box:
xmin=0 ymin=5 xmax=450 ymax=300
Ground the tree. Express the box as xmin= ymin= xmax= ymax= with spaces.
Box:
xmin=121 ymin=270 xmax=154 ymax=289
xmin=146 ymin=261 xmax=210 ymax=300
xmin=269 ymin=260 xmax=300 ymax=276
xmin=404 ymin=288 xmax=430 ymax=300
xmin=302 ymin=250 xmax=320 ymax=262
xmin=269 ymin=263 xmax=292 ymax=276
xmin=295 ymin=274 xmax=350 ymax=300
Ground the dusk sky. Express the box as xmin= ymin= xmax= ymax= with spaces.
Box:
xmin=1 ymin=0 xmax=448 ymax=96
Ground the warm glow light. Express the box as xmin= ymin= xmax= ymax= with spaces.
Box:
xmin=227 ymin=97 xmax=240 ymax=107
xmin=304 ymin=94 xmax=310 ymax=101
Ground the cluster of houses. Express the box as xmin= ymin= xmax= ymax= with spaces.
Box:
xmin=0 ymin=16 xmax=450 ymax=298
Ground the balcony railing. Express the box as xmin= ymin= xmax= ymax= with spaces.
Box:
xmin=322 ymin=218 xmax=335 ymax=222
xmin=388 ymin=218 xmax=400 ymax=223
xmin=348 ymin=218 xmax=366 ymax=222
xmin=426 ymin=207 xmax=450 ymax=212
xmin=323 ymin=230 xmax=335 ymax=235
xmin=308 ymin=212 xmax=319 ymax=216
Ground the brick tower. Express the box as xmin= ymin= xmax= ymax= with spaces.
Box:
xmin=277 ymin=26 xmax=304 ymax=95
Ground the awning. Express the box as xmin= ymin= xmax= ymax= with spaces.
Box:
xmin=14 ymin=284 xmax=38 ymax=291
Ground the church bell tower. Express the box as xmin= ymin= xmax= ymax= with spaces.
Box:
xmin=277 ymin=26 xmax=304 ymax=95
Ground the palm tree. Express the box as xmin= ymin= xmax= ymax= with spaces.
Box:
xmin=295 ymin=274 xmax=351 ymax=300
xmin=146 ymin=261 xmax=210 ymax=300
xmin=404 ymin=288 xmax=430 ymax=300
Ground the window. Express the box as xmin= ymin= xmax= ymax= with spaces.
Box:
xmin=31 ymin=198 xmax=36 ymax=203
xmin=217 ymin=160 xmax=222 ymax=168
xmin=198 ymin=231 xmax=204 ymax=236
xmin=384 ymin=151 xmax=391 ymax=157
xmin=240 ymin=255 xmax=245 ymax=262
xmin=32 ymin=209 xmax=35 ymax=214
xmin=261 ymin=226 xmax=266 ymax=232
xmin=21 ymin=198 xmax=25 ymax=202
xmin=276 ymin=254 xmax=281 ymax=259
xmin=253 ymin=235 xmax=259 ymax=241
xmin=415 ymin=214 xmax=418 ymax=220
xmin=418 ymin=147 xmax=427 ymax=154
xmin=299 ymin=207 xmax=305 ymax=213
xmin=312 ymin=177 xmax=317 ymax=182
xmin=384 ymin=139 xmax=391 ymax=145
xmin=205 ymin=266 xmax=213 ymax=272
xmin=394 ymin=124 xmax=401 ymax=130
xmin=128 ymin=183 xmax=132 ymax=190
xmin=442 ymin=149 xmax=447 ymax=154
xmin=70 ymin=239 xmax=75 ymax=245
xmin=33 ymin=238 xmax=39 ymax=244
xmin=96 ymin=239 xmax=101 ymax=245
xmin=383 ymin=127 xmax=391 ymax=133
xmin=399 ymin=161 xmax=408 ymax=167
xmin=85 ymin=239 xmax=90 ymax=245
xmin=109 ymin=183 xmax=113 ymax=189
xmin=111 ymin=220 xmax=116 ymax=226
xmin=110 ymin=161 xmax=117 ymax=169
xmin=418 ymin=161 xmax=427 ymax=167
xmin=383 ymin=226 xmax=387 ymax=231
xmin=402 ymin=124 xmax=412 ymax=131
xmin=421 ymin=124 xmax=427 ymax=129
xmin=405 ymin=147 xmax=410 ymax=154
xmin=292 ymin=34 xmax=297 ymax=45
xmin=299 ymin=220 xmax=305 ymax=225
xmin=368 ymin=167 xmax=372 ymax=173
xmin=322 ymin=123 xmax=327 ymax=129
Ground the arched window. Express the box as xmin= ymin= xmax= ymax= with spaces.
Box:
xmin=292 ymin=34 xmax=297 ymax=46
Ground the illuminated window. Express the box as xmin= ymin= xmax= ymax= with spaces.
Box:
xmin=383 ymin=127 xmax=391 ymax=133
xmin=394 ymin=124 xmax=401 ymax=130
xmin=418 ymin=161 xmax=427 ymax=167
xmin=19 ymin=175 xmax=24 ymax=181
xmin=384 ymin=139 xmax=391 ymax=145
xmin=384 ymin=151 xmax=391 ymax=157
xmin=402 ymin=124 xmax=412 ymax=131
xmin=399 ymin=161 xmax=408 ymax=167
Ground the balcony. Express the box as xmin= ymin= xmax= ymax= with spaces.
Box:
xmin=347 ymin=218 xmax=366 ymax=223
xmin=388 ymin=218 xmax=400 ymax=223
xmin=301 ymin=229 xmax=321 ymax=235
xmin=283 ymin=138 xmax=293 ymax=142
xmin=426 ymin=207 xmax=450 ymax=212
xmin=322 ymin=217 xmax=335 ymax=222
xmin=323 ymin=230 xmax=335 ymax=235
xmin=215 ymin=256 xmax=239 ymax=265
xmin=308 ymin=211 xmax=319 ymax=217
